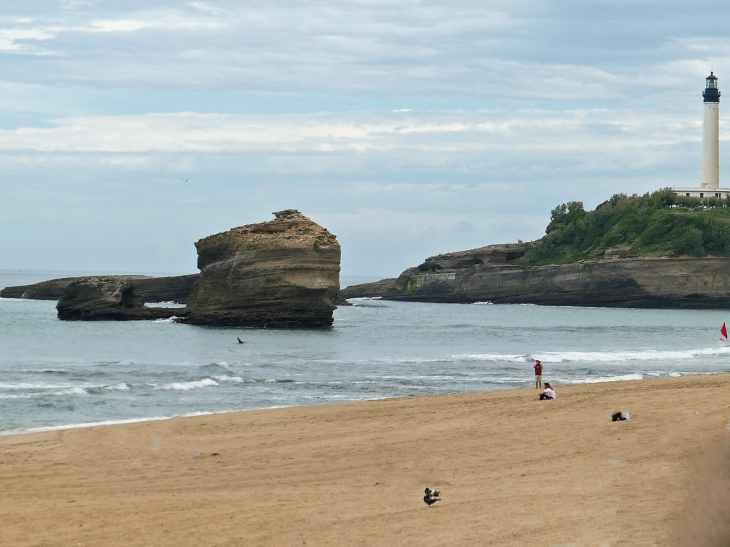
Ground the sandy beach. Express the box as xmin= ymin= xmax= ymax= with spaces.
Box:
xmin=3 ymin=374 xmax=730 ymax=546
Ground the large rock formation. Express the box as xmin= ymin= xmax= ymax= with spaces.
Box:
xmin=2 ymin=274 xmax=199 ymax=303
xmin=340 ymin=243 xmax=730 ymax=308
xmin=1 ymin=276 xmax=146 ymax=300
xmin=57 ymin=277 xmax=184 ymax=321
xmin=183 ymin=210 xmax=341 ymax=327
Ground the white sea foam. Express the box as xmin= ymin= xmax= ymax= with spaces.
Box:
xmin=160 ymin=378 xmax=218 ymax=391
xmin=53 ymin=387 xmax=88 ymax=396
xmin=153 ymin=316 xmax=178 ymax=323
xmin=0 ymin=382 xmax=97 ymax=390
xmin=0 ymin=415 xmax=174 ymax=436
xmin=534 ymin=347 xmax=730 ymax=363
xmin=451 ymin=353 xmax=528 ymax=363
xmin=451 ymin=346 xmax=730 ymax=364
xmin=0 ymin=386 xmax=89 ymax=398
xmin=567 ymin=373 xmax=644 ymax=384
xmin=105 ymin=383 xmax=130 ymax=391
xmin=213 ymin=375 xmax=244 ymax=383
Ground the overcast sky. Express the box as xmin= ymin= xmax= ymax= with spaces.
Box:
xmin=1 ymin=0 xmax=728 ymax=277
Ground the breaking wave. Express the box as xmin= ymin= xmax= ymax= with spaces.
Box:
xmin=160 ymin=379 xmax=219 ymax=391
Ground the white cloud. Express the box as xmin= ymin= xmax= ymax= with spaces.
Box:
xmin=2 ymin=0 xmax=730 ymax=274
xmin=0 ymin=9 xmax=226 ymax=54
xmin=0 ymin=108 xmax=701 ymax=169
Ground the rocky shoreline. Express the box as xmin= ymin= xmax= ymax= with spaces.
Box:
xmin=1 ymin=274 xmax=199 ymax=303
xmin=4 ymin=210 xmax=341 ymax=327
xmin=12 ymin=220 xmax=730 ymax=313
xmin=56 ymin=277 xmax=184 ymax=321
xmin=340 ymin=243 xmax=730 ymax=308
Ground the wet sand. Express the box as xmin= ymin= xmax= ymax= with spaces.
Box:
xmin=3 ymin=374 xmax=730 ymax=546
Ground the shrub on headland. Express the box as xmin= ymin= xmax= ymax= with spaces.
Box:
xmin=518 ymin=188 xmax=730 ymax=266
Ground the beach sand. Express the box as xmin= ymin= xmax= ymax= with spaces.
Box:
xmin=3 ymin=374 xmax=730 ymax=546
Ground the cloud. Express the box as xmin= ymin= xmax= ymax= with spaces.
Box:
xmin=0 ymin=0 xmax=722 ymax=104
xmin=0 ymin=8 xmax=226 ymax=55
xmin=1 ymin=0 xmax=729 ymax=275
xmin=0 ymin=107 xmax=702 ymax=158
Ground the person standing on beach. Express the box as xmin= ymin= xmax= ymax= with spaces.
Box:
xmin=534 ymin=360 xmax=543 ymax=389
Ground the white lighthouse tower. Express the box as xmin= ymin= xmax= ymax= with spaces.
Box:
xmin=674 ymin=72 xmax=730 ymax=199
xmin=701 ymin=71 xmax=720 ymax=189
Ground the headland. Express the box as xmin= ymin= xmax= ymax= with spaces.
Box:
xmin=343 ymin=190 xmax=730 ymax=308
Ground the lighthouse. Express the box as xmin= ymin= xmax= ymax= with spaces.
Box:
xmin=673 ymin=72 xmax=730 ymax=199
xmin=701 ymin=72 xmax=720 ymax=189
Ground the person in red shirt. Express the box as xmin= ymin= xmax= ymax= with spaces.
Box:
xmin=533 ymin=360 xmax=543 ymax=389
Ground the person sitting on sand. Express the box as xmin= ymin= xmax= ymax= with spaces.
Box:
xmin=611 ymin=411 xmax=630 ymax=421
xmin=539 ymin=382 xmax=556 ymax=400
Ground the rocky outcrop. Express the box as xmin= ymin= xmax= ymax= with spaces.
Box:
xmin=183 ymin=210 xmax=341 ymax=327
xmin=133 ymin=274 xmax=199 ymax=303
xmin=57 ymin=277 xmax=184 ymax=321
xmin=2 ymin=274 xmax=199 ymax=303
xmin=1 ymin=276 xmax=145 ymax=300
xmin=342 ymin=244 xmax=730 ymax=308
xmin=339 ymin=278 xmax=398 ymax=299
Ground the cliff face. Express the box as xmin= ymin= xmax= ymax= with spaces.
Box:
xmin=132 ymin=274 xmax=199 ymax=303
xmin=1 ymin=274 xmax=198 ymax=303
xmin=184 ymin=210 xmax=341 ymax=327
xmin=1 ymin=276 xmax=146 ymax=300
xmin=57 ymin=277 xmax=183 ymax=321
xmin=340 ymin=244 xmax=730 ymax=308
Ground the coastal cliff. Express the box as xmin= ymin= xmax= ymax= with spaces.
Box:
xmin=341 ymin=244 xmax=730 ymax=308
xmin=341 ymin=190 xmax=730 ymax=308
xmin=183 ymin=210 xmax=341 ymax=327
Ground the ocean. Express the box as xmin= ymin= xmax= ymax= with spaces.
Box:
xmin=2 ymin=269 xmax=730 ymax=435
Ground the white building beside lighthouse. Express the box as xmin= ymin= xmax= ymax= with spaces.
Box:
xmin=674 ymin=72 xmax=730 ymax=199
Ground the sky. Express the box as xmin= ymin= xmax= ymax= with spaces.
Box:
xmin=1 ymin=0 xmax=729 ymax=277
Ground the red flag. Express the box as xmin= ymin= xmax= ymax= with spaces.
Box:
xmin=722 ymin=322 xmax=728 ymax=339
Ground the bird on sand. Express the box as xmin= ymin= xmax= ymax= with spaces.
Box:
xmin=237 ymin=337 xmax=245 ymax=344
xmin=423 ymin=494 xmax=440 ymax=506
xmin=425 ymin=487 xmax=440 ymax=497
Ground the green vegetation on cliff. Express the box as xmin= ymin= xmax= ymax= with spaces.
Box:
xmin=519 ymin=189 xmax=730 ymax=266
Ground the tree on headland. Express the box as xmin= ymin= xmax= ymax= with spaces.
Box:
xmin=519 ymin=188 xmax=730 ymax=267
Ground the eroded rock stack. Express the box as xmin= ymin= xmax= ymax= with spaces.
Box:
xmin=183 ymin=210 xmax=341 ymax=327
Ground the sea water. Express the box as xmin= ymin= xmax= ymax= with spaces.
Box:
xmin=2 ymin=270 xmax=730 ymax=434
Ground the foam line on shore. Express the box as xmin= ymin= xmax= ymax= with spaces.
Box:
xmin=0 ymin=371 xmax=710 ymax=438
